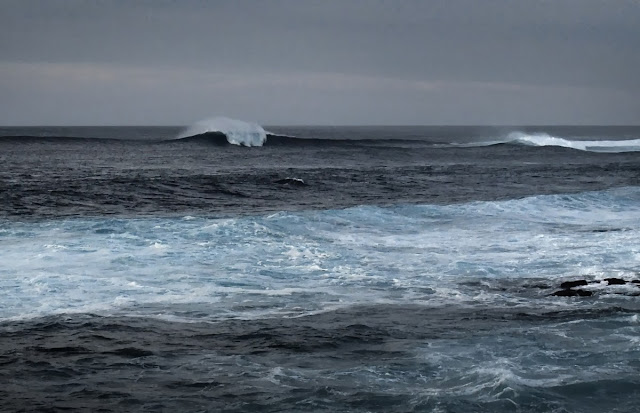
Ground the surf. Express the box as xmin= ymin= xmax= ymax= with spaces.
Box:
xmin=2 ymin=186 xmax=639 ymax=321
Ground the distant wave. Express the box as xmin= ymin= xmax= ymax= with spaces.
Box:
xmin=3 ymin=126 xmax=640 ymax=153
xmin=198 ymin=130 xmax=640 ymax=151
xmin=467 ymin=132 xmax=640 ymax=153
xmin=508 ymin=132 xmax=640 ymax=152
xmin=0 ymin=132 xmax=411 ymax=147
xmin=177 ymin=131 xmax=429 ymax=147
xmin=174 ymin=116 xmax=431 ymax=147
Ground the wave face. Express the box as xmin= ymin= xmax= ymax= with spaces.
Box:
xmin=506 ymin=131 xmax=640 ymax=152
xmin=177 ymin=117 xmax=267 ymax=146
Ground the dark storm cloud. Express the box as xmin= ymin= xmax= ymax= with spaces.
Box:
xmin=0 ymin=0 xmax=638 ymax=125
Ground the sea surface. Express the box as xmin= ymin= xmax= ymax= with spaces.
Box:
xmin=1 ymin=123 xmax=640 ymax=412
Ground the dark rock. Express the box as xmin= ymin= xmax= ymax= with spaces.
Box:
xmin=560 ymin=280 xmax=588 ymax=289
xmin=604 ymin=277 xmax=627 ymax=285
xmin=552 ymin=289 xmax=593 ymax=297
xmin=631 ymin=280 xmax=640 ymax=285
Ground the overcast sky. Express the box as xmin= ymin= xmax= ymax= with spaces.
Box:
xmin=1 ymin=0 xmax=638 ymax=125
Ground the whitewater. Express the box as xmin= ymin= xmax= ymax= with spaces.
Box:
xmin=1 ymin=123 xmax=640 ymax=412
xmin=505 ymin=131 xmax=640 ymax=152
xmin=2 ymin=187 xmax=640 ymax=321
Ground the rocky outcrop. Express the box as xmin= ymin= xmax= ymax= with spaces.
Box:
xmin=560 ymin=280 xmax=588 ymax=289
xmin=552 ymin=278 xmax=640 ymax=297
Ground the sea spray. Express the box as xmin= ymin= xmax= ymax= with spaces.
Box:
xmin=177 ymin=116 xmax=267 ymax=146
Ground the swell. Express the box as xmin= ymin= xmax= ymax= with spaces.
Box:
xmin=0 ymin=133 xmax=433 ymax=147
xmin=3 ymin=161 xmax=639 ymax=220
xmin=174 ymin=131 xmax=428 ymax=146
xmin=0 ymin=135 xmax=132 ymax=144
xmin=0 ymin=133 xmax=305 ymax=146
xmin=0 ymin=133 xmax=545 ymax=150
xmin=4 ymin=133 xmax=640 ymax=153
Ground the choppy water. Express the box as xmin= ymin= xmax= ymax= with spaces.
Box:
xmin=1 ymin=125 xmax=639 ymax=412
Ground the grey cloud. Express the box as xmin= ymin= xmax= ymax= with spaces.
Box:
xmin=0 ymin=0 xmax=638 ymax=125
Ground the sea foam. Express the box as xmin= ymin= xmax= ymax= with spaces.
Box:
xmin=1 ymin=187 xmax=639 ymax=322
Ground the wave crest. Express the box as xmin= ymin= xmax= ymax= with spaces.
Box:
xmin=507 ymin=132 xmax=640 ymax=153
xmin=177 ymin=117 xmax=267 ymax=147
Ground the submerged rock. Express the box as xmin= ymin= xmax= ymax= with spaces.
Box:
xmin=552 ymin=289 xmax=593 ymax=297
xmin=604 ymin=278 xmax=627 ymax=285
xmin=560 ymin=280 xmax=588 ymax=289
xmin=551 ymin=277 xmax=640 ymax=298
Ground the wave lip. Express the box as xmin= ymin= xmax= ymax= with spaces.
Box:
xmin=507 ymin=132 xmax=640 ymax=153
xmin=177 ymin=117 xmax=267 ymax=147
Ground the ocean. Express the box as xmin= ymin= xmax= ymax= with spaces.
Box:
xmin=1 ymin=121 xmax=639 ymax=412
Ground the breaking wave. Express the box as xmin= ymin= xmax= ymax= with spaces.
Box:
xmin=3 ymin=124 xmax=640 ymax=153
xmin=506 ymin=132 xmax=640 ymax=153
xmin=173 ymin=123 xmax=640 ymax=152
xmin=177 ymin=117 xmax=268 ymax=147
